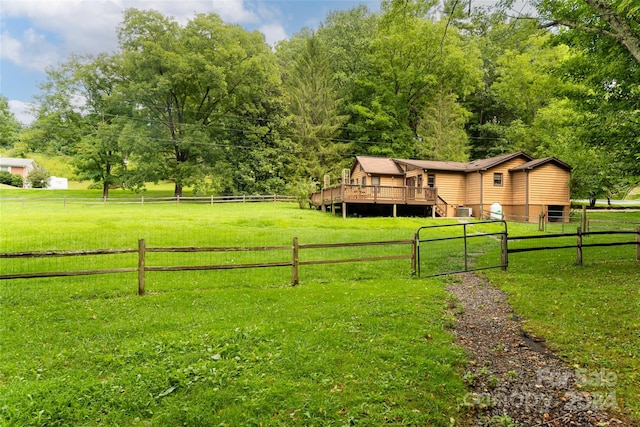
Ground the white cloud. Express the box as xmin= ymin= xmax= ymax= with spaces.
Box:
xmin=1 ymin=0 xmax=264 ymax=70
xmin=1 ymin=29 xmax=61 ymax=72
xmin=8 ymin=99 xmax=37 ymax=125
xmin=259 ymin=23 xmax=287 ymax=46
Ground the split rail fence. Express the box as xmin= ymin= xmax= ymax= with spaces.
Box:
xmin=0 ymin=194 xmax=296 ymax=206
xmin=506 ymin=227 xmax=640 ymax=267
xmin=1 ymin=226 xmax=638 ymax=292
xmin=0 ymin=237 xmax=417 ymax=295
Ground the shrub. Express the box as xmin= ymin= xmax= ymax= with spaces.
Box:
xmin=286 ymin=178 xmax=318 ymax=209
xmin=0 ymin=170 xmax=13 ymax=185
xmin=27 ymin=166 xmax=51 ymax=188
xmin=10 ymin=174 xmax=23 ymax=188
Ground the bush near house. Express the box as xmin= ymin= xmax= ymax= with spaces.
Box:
xmin=0 ymin=170 xmax=23 ymax=187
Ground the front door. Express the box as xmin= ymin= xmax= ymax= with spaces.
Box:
xmin=406 ymin=177 xmax=416 ymax=200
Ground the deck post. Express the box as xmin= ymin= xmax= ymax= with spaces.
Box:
xmin=393 ymin=204 xmax=397 ymax=218
xmin=138 ymin=239 xmax=146 ymax=296
xmin=342 ymin=202 xmax=346 ymax=219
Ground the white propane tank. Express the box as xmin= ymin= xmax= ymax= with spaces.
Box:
xmin=489 ymin=202 xmax=503 ymax=220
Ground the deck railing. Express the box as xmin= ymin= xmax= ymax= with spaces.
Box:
xmin=311 ymin=184 xmax=438 ymax=206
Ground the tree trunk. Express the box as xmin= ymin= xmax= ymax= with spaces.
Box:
xmin=102 ymin=183 xmax=109 ymax=199
xmin=174 ymin=183 xmax=183 ymax=198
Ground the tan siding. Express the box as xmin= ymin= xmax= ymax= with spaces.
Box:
xmin=528 ymin=164 xmax=570 ymax=205
xmin=465 ymin=172 xmax=481 ymax=205
xmin=482 ymin=158 xmax=527 ymax=206
xmin=378 ymin=176 xmax=402 ymax=187
xmin=350 ymin=169 xmax=366 ymax=185
xmin=432 ymin=172 xmax=466 ymax=206
xmin=511 ymin=171 xmax=527 ymax=204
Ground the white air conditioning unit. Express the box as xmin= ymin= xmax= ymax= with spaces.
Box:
xmin=457 ymin=207 xmax=472 ymax=217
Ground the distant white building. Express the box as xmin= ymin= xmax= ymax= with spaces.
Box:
xmin=48 ymin=176 xmax=68 ymax=190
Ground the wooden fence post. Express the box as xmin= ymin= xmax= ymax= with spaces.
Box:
xmin=292 ymin=237 xmax=299 ymax=286
xmin=576 ymin=227 xmax=583 ymax=266
xmin=411 ymin=233 xmax=417 ymax=275
xmin=501 ymin=233 xmax=508 ymax=271
xmin=636 ymin=226 xmax=640 ymax=262
xmin=581 ymin=205 xmax=587 ymax=232
xmin=138 ymin=239 xmax=146 ymax=295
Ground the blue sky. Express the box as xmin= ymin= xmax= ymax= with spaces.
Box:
xmin=1 ymin=0 xmax=379 ymax=124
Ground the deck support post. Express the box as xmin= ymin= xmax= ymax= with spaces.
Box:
xmin=393 ymin=204 xmax=397 ymax=218
xmin=342 ymin=202 xmax=346 ymax=219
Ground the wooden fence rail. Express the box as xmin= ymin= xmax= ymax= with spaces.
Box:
xmin=1 ymin=228 xmax=638 ymax=290
xmin=507 ymin=227 xmax=640 ymax=267
xmin=0 ymin=194 xmax=297 ymax=206
xmin=0 ymin=238 xmax=417 ymax=294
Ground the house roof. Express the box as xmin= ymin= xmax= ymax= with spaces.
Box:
xmin=351 ymin=152 xmax=570 ymax=177
xmin=510 ymin=157 xmax=572 ymax=172
xmin=353 ymin=156 xmax=404 ymax=176
xmin=393 ymin=158 xmax=469 ymax=172
xmin=0 ymin=157 xmax=36 ymax=167
xmin=395 ymin=152 xmax=534 ymax=173
xmin=465 ymin=152 xmax=534 ymax=172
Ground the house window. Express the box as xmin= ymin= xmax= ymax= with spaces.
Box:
xmin=493 ymin=172 xmax=503 ymax=186
xmin=417 ymin=175 xmax=423 ymax=193
xmin=0 ymin=166 xmax=9 ymax=172
xmin=362 ymin=176 xmax=367 ymax=187
xmin=427 ymin=174 xmax=436 ymax=188
xmin=371 ymin=176 xmax=380 ymax=186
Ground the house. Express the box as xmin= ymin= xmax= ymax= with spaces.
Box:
xmin=0 ymin=157 xmax=36 ymax=187
xmin=310 ymin=152 xmax=571 ymax=222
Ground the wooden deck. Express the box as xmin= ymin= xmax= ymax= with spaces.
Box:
xmin=311 ymin=184 xmax=447 ymax=217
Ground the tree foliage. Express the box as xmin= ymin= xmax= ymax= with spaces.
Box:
xmin=7 ymin=1 xmax=637 ymax=200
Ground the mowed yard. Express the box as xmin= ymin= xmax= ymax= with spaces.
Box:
xmin=0 ymin=199 xmax=638 ymax=425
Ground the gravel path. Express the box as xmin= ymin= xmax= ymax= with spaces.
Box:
xmin=447 ymin=273 xmax=635 ymax=427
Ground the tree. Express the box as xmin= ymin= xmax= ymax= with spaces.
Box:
xmin=281 ymin=34 xmax=350 ymax=181
xmin=27 ymin=166 xmax=51 ymax=188
xmin=533 ymin=0 xmax=640 ymax=175
xmin=416 ymin=90 xmax=471 ymax=161
xmin=356 ymin=0 xmax=482 ymax=158
xmin=535 ymin=0 xmax=640 ymax=63
xmin=117 ymin=9 xmax=282 ymax=197
xmin=0 ymin=95 xmax=21 ymax=149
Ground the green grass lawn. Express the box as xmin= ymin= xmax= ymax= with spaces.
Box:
xmin=1 ymin=202 xmax=638 ymax=425
xmin=0 ymin=202 xmax=467 ymax=426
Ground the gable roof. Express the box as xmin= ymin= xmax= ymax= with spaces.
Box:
xmin=0 ymin=157 xmax=36 ymax=168
xmin=509 ymin=157 xmax=572 ymax=172
xmin=465 ymin=152 xmax=534 ymax=172
xmin=353 ymin=156 xmax=404 ymax=176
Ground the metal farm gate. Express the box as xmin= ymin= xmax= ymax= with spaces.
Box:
xmin=416 ymin=220 xmax=508 ymax=277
